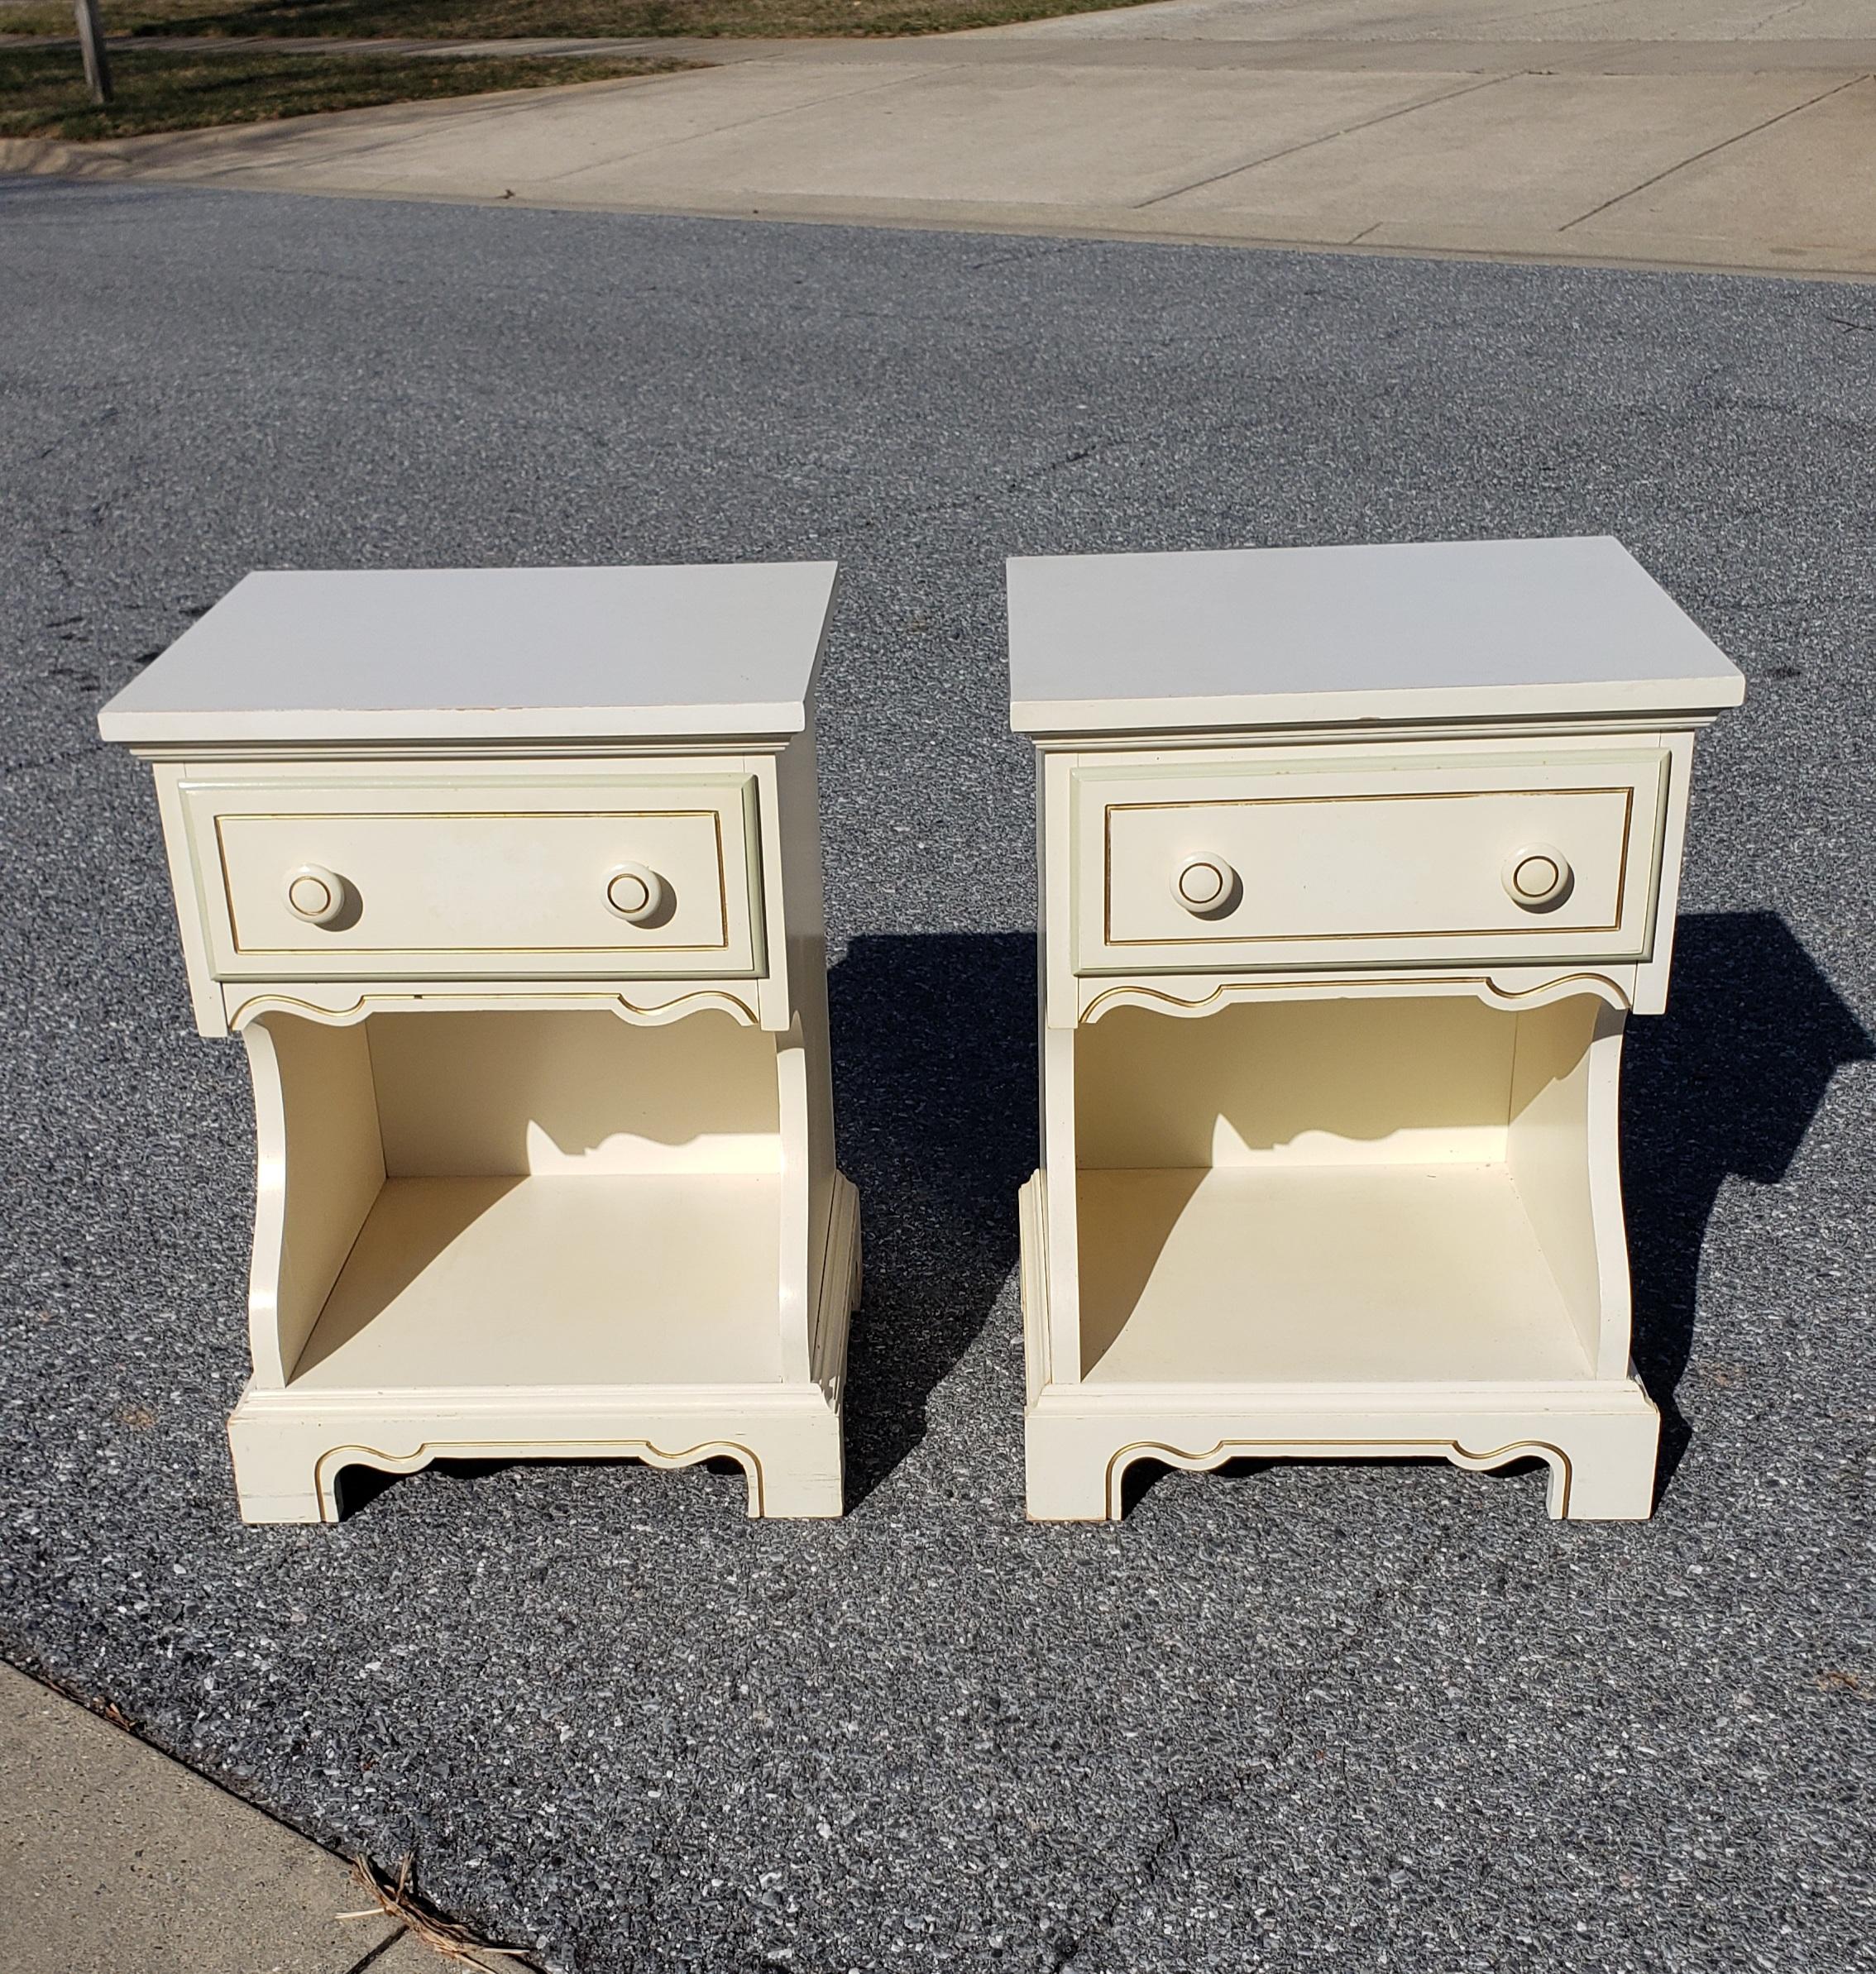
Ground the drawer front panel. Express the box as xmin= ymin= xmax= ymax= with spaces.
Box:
xmin=182 ymin=775 xmax=763 ymax=979
xmin=1073 ymin=751 xmax=1668 ymax=974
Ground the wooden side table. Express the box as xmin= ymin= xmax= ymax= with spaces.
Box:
xmin=100 ymin=564 xmax=859 ymax=1522
xmin=1008 ymin=537 xmax=1743 ymax=1522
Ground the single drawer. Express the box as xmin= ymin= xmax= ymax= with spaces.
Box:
xmin=1071 ymin=749 xmax=1669 ymax=974
xmin=179 ymin=772 xmax=764 ymax=980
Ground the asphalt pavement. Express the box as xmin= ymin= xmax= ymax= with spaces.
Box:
xmin=1 ymin=177 xmax=1872 ymax=1974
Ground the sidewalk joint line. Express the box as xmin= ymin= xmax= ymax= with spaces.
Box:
xmin=142 ymin=55 xmax=936 ymax=186
xmin=1558 ymin=70 xmax=1871 ymax=230
xmin=1132 ymin=71 xmax=1510 ymax=210
xmin=525 ymin=61 xmax=966 ymax=187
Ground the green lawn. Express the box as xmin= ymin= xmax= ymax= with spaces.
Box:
xmin=1 ymin=0 xmax=1143 ymax=41
xmin=0 ymin=44 xmax=694 ymax=139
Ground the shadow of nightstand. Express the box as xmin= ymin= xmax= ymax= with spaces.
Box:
xmin=1624 ymin=909 xmax=1871 ymax=1498
xmin=830 ymin=933 xmax=1037 ymax=1508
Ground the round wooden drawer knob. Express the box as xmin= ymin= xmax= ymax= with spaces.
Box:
xmin=1504 ymin=844 xmax=1572 ymax=911
xmin=285 ymin=864 xmax=347 ymax=927
xmin=605 ymin=863 xmax=668 ymax=925
xmin=1173 ymin=856 xmax=1237 ymax=917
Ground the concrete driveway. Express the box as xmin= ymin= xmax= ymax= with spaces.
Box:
xmin=5 ymin=0 xmax=1874 ymax=274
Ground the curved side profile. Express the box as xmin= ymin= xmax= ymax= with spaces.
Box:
xmin=1008 ymin=536 xmax=1743 ymax=1525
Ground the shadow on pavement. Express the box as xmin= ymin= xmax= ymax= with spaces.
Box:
xmin=1624 ymin=909 xmax=1869 ymax=1495
xmin=830 ymin=933 xmax=1036 ymax=1508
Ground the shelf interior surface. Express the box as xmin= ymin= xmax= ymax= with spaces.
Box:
xmin=1077 ymin=1164 xmax=1594 ymax=1386
xmin=1070 ymin=994 xmax=1614 ymax=1387
xmin=257 ymin=1006 xmax=792 ymax=1397
xmin=290 ymin=1172 xmax=784 ymax=1392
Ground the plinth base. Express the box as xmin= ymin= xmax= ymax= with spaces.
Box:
xmin=1018 ymin=1172 xmax=1658 ymax=1522
xmin=229 ymin=1171 xmax=860 ymax=1522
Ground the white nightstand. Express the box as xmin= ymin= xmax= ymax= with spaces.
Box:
xmin=100 ymin=565 xmax=859 ymax=1523
xmin=1008 ymin=537 xmax=1744 ymax=1522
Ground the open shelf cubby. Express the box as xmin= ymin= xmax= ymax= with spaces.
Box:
xmin=252 ymin=1006 xmax=792 ymax=1398
xmin=1070 ymin=992 xmax=1622 ymax=1390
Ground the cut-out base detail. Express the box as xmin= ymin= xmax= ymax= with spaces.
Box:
xmin=1109 ymin=1436 xmax=1575 ymax=1516
xmin=1079 ymin=970 xmax=1630 ymax=1025
xmin=228 ymin=1387 xmax=847 ymax=1523
xmin=1025 ymin=1403 xmax=1658 ymax=1522
xmin=227 ymin=986 xmax=762 ymax=1032
xmin=1024 ymin=1398 xmax=1659 ymax=1522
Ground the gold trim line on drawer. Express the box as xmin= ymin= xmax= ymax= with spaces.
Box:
xmin=1101 ymin=786 xmax=1635 ymax=947
xmin=214 ymin=808 xmax=735 ymax=957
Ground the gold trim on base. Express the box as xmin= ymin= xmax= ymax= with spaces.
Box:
xmin=309 ymin=1436 xmax=766 ymax=1521
xmin=1103 ymin=1436 xmax=1575 ymax=1518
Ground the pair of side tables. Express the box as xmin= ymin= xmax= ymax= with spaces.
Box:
xmin=98 ymin=539 xmax=1743 ymax=1527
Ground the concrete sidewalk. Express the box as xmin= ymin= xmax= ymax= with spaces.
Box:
xmin=0 ymin=1660 xmax=510 ymax=1974
xmin=3 ymin=0 xmax=1874 ymax=275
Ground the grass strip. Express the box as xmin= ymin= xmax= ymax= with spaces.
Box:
xmin=2 ymin=0 xmax=1146 ymax=42
xmin=0 ymin=41 xmax=695 ymax=138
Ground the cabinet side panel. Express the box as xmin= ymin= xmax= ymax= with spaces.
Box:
xmin=774 ymin=722 xmax=837 ymax=1379
xmin=245 ymin=1014 xmax=385 ymax=1387
xmin=151 ymin=762 xmax=227 ymax=1035
xmin=1041 ymin=1024 xmax=1081 ymax=1385
xmin=1506 ymin=999 xmax=1631 ymax=1379
xmin=775 ymin=723 xmax=835 ymax=1175
xmin=1634 ymin=730 xmax=1694 ymax=1016
xmin=1042 ymin=752 xmax=1078 ymax=1025
xmin=774 ymin=1021 xmax=817 ymax=1384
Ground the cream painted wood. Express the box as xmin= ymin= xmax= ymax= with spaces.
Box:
xmin=1043 ymin=728 xmax=1702 ymax=1022
xmin=1008 ymin=536 xmax=1744 ymax=735
xmin=156 ymin=751 xmax=800 ymax=1034
xmin=199 ymin=783 xmax=758 ymax=978
xmin=96 ymin=564 xmax=840 ymax=745
xmin=218 ymin=979 xmax=772 ymax=1035
xmin=101 ymin=562 xmax=859 ymax=1522
xmin=170 ymin=759 xmax=765 ymax=991
xmin=1010 ymin=538 xmax=1743 ymax=1523
xmin=1074 ymin=748 xmax=1669 ymax=973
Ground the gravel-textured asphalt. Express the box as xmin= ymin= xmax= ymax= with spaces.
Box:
xmin=2 ymin=178 xmax=1873 ymax=1974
